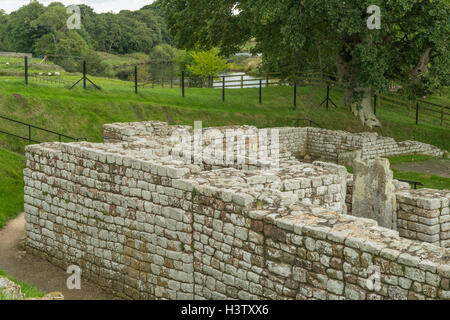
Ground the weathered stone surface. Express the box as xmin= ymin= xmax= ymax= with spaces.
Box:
xmin=23 ymin=121 xmax=449 ymax=301
xmin=352 ymin=158 xmax=397 ymax=229
xmin=396 ymin=189 xmax=450 ymax=248
xmin=0 ymin=276 xmax=64 ymax=300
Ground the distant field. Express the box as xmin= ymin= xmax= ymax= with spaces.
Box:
xmin=0 ymin=56 xmax=62 ymax=74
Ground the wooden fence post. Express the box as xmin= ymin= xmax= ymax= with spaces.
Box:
xmin=25 ymin=56 xmax=28 ymax=85
xmin=294 ymin=82 xmax=297 ymax=110
xmin=181 ymin=71 xmax=185 ymax=98
xmin=374 ymin=94 xmax=377 ymax=115
xmin=222 ymin=77 xmax=225 ymax=102
xmin=83 ymin=60 xmax=86 ymax=89
xmin=416 ymin=102 xmax=419 ymax=125
xmin=134 ymin=66 xmax=138 ymax=94
xmin=259 ymin=80 xmax=262 ymax=104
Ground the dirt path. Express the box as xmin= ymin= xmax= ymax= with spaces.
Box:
xmin=0 ymin=213 xmax=119 ymax=300
xmin=391 ymin=158 xmax=450 ymax=178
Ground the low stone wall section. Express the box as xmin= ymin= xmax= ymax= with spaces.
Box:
xmin=397 ymin=189 xmax=450 ymax=248
xmin=24 ymin=139 xmax=450 ymax=300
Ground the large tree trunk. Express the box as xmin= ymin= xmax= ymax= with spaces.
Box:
xmin=337 ymin=51 xmax=381 ymax=128
xmin=343 ymin=87 xmax=352 ymax=109
xmin=351 ymin=87 xmax=381 ymax=129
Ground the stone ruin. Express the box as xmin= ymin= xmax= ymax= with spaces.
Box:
xmin=23 ymin=121 xmax=449 ymax=300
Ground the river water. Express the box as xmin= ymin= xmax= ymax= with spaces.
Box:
xmin=213 ymin=72 xmax=269 ymax=89
xmin=148 ymin=64 xmax=269 ymax=89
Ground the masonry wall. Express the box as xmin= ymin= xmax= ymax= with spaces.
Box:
xmin=24 ymin=140 xmax=450 ymax=300
xmin=344 ymin=173 xmax=450 ymax=249
xmin=306 ymin=129 xmax=366 ymax=162
xmin=104 ymin=122 xmax=288 ymax=170
xmin=103 ymin=122 xmax=444 ymax=167
xmin=396 ymin=189 xmax=450 ymax=248
xmin=276 ymin=127 xmax=443 ymax=163
xmin=24 ymin=143 xmax=197 ymax=299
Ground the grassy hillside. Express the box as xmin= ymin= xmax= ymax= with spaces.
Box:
xmin=0 ymin=147 xmax=25 ymax=228
xmin=0 ymin=78 xmax=448 ymax=154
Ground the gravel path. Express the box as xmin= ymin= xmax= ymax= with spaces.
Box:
xmin=391 ymin=158 xmax=450 ymax=178
xmin=0 ymin=213 xmax=119 ymax=300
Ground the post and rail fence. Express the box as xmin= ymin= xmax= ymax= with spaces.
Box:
xmin=292 ymin=118 xmax=323 ymax=128
xmin=5 ymin=56 xmax=450 ymax=129
xmin=0 ymin=115 xmax=87 ymax=145
xmin=397 ymin=179 xmax=425 ymax=190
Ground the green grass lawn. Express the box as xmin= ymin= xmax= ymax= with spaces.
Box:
xmin=0 ymin=77 xmax=448 ymax=153
xmin=347 ymin=156 xmax=450 ymax=190
xmin=0 ymin=270 xmax=44 ymax=300
xmin=0 ymin=147 xmax=25 ymax=228
xmin=387 ymin=154 xmax=437 ymax=165
xmin=388 ymin=155 xmax=450 ymax=189
xmin=390 ymin=168 xmax=450 ymax=190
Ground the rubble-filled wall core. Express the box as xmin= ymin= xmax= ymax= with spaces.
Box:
xmin=24 ymin=121 xmax=449 ymax=300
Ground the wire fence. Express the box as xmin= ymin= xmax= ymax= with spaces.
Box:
xmin=2 ymin=56 xmax=449 ymax=129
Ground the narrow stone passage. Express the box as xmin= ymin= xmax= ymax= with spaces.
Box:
xmin=0 ymin=213 xmax=119 ymax=300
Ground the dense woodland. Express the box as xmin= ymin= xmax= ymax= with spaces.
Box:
xmin=0 ymin=0 xmax=175 ymax=73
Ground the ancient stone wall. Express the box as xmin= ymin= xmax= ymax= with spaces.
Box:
xmin=23 ymin=121 xmax=450 ymax=300
xmin=280 ymin=127 xmax=443 ymax=164
xmin=104 ymin=121 xmax=286 ymax=170
xmin=306 ymin=129 xmax=366 ymax=162
xmin=104 ymin=122 xmax=445 ymax=167
xmin=351 ymin=158 xmax=397 ymax=229
xmin=396 ymin=189 xmax=450 ymax=248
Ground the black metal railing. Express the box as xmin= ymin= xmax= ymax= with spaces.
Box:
xmin=292 ymin=118 xmax=323 ymax=128
xmin=0 ymin=115 xmax=87 ymax=144
xmin=397 ymin=178 xmax=424 ymax=190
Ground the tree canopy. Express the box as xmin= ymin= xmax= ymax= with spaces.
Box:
xmin=187 ymin=48 xmax=230 ymax=77
xmin=0 ymin=1 xmax=173 ymax=58
xmin=162 ymin=0 xmax=450 ymax=128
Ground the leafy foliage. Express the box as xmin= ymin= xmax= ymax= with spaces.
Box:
xmin=161 ymin=0 xmax=450 ymax=101
xmin=187 ymin=49 xmax=230 ymax=77
xmin=0 ymin=1 xmax=174 ymax=72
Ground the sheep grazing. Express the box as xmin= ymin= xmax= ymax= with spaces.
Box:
xmin=54 ymin=72 xmax=61 ymax=76
xmin=48 ymin=72 xmax=52 ymax=76
xmin=6 ymin=62 xmax=10 ymax=65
